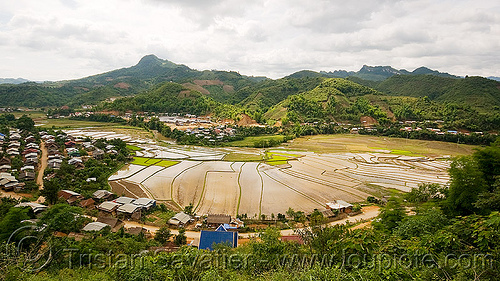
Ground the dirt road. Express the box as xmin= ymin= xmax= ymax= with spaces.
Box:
xmin=36 ymin=141 xmax=47 ymax=189
xmin=36 ymin=141 xmax=47 ymax=203
xmin=120 ymin=206 xmax=380 ymax=240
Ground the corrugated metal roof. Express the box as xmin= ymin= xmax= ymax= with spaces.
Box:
xmin=82 ymin=222 xmax=109 ymax=232
xmin=199 ymin=227 xmax=237 ymax=250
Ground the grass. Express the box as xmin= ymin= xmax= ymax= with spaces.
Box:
xmin=131 ymin=157 xmax=178 ymax=168
xmin=264 ymin=152 xmax=298 ymax=165
xmin=284 ymin=134 xmax=477 ymax=157
xmin=228 ymin=135 xmax=285 ymax=147
xmin=154 ymin=160 xmax=180 ymax=168
xmin=37 ymin=118 xmax=117 ymax=128
xmin=223 ymin=152 xmax=264 ymax=162
xmin=126 ymin=144 xmax=143 ymax=151
xmin=131 ymin=157 xmax=157 ymax=166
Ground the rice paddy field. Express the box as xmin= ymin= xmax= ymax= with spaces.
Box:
xmin=65 ymin=127 xmax=474 ymax=217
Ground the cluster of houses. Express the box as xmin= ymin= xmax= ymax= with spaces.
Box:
xmin=54 ymin=189 xmax=157 ymax=234
xmin=184 ymin=126 xmax=236 ymax=141
xmin=41 ymin=132 xmax=63 ymax=170
xmin=158 ymin=115 xmax=212 ymax=126
xmin=0 ymin=129 xmax=40 ymax=191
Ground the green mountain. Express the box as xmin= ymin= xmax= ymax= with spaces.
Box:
xmin=374 ymin=75 xmax=500 ymax=112
xmin=0 ymin=55 xmax=259 ymax=107
xmin=261 ymin=77 xmax=500 ymax=131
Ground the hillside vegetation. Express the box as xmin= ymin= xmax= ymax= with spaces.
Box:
xmin=1 ymin=55 xmax=500 ymax=132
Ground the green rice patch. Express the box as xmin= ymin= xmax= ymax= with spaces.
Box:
xmin=126 ymin=145 xmax=143 ymax=151
xmin=154 ymin=160 xmax=180 ymax=168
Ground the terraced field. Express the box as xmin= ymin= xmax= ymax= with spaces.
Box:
xmin=109 ymin=151 xmax=450 ymax=217
xmin=60 ymin=127 xmax=460 ymax=217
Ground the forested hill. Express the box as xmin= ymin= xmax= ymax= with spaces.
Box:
xmin=373 ymin=75 xmax=500 ymax=112
xmin=1 ymin=55 xmax=499 ymax=124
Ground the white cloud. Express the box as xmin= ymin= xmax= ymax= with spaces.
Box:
xmin=0 ymin=0 xmax=499 ymax=80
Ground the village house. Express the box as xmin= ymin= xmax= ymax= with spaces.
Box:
xmin=92 ymin=189 xmax=114 ymax=201
xmin=168 ymin=212 xmax=192 ymax=227
xmin=207 ymin=214 xmax=231 ymax=227
xmin=15 ymin=202 xmax=47 ymax=214
xmin=132 ymin=197 xmax=156 ymax=211
xmin=82 ymin=221 xmax=110 ymax=232
xmin=79 ymin=198 xmax=96 ymax=209
xmin=0 ymin=157 xmax=11 ymax=166
xmin=116 ymin=203 xmax=142 ymax=220
xmin=58 ymin=190 xmax=84 ymax=204
xmin=326 ymin=200 xmax=353 ymax=214
xmin=199 ymin=225 xmax=238 ymax=250
xmin=0 ymin=165 xmax=11 ymax=172
xmin=19 ymin=171 xmax=36 ymax=181
xmin=97 ymin=201 xmax=122 ymax=216
xmin=113 ymin=196 xmax=136 ymax=205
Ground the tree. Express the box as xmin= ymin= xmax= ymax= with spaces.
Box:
xmin=41 ymin=178 xmax=62 ymax=205
xmin=373 ymin=197 xmax=406 ymax=233
xmin=154 ymin=227 xmax=172 ymax=245
xmin=183 ymin=203 xmax=194 ymax=215
xmin=309 ymin=209 xmax=326 ymax=226
xmin=15 ymin=115 xmax=35 ymax=131
xmin=405 ymin=183 xmax=443 ymax=203
xmin=39 ymin=204 xmax=90 ymax=233
xmin=473 ymin=143 xmax=500 ymax=190
xmin=174 ymin=228 xmax=187 ymax=246
xmin=0 ymin=207 xmax=29 ymax=241
xmin=445 ymin=156 xmax=488 ymax=216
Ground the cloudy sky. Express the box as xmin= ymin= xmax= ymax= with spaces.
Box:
xmin=0 ymin=0 xmax=499 ymax=81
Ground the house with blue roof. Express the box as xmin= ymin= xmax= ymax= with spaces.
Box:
xmin=198 ymin=225 xmax=238 ymax=250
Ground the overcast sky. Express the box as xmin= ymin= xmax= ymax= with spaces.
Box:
xmin=0 ymin=0 xmax=499 ymax=81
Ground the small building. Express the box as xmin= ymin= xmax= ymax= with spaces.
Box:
xmin=26 ymin=142 xmax=39 ymax=149
xmin=199 ymin=225 xmax=238 ymax=251
xmin=0 ymin=157 xmax=11 ymax=166
xmin=207 ymin=214 xmax=231 ymax=227
xmin=126 ymin=227 xmax=151 ymax=238
xmin=25 ymin=157 xmax=38 ymax=165
xmin=97 ymin=201 xmax=122 ymax=215
xmin=22 ymin=148 xmax=39 ymax=155
xmin=97 ymin=216 xmax=123 ymax=230
xmin=9 ymin=133 xmax=21 ymax=141
xmin=24 ymin=152 xmax=38 ymax=159
xmin=0 ymin=174 xmax=18 ymax=191
xmin=65 ymin=141 xmax=76 ymax=148
xmin=93 ymin=190 xmax=114 ymax=201
xmin=132 ymin=198 xmax=156 ymax=210
xmin=19 ymin=171 xmax=36 ymax=181
xmin=319 ymin=208 xmax=336 ymax=218
xmin=113 ymin=196 xmax=136 ymax=205
xmin=58 ymin=189 xmax=84 ymax=204
xmin=15 ymin=202 xmax=48 ymax=214
xmin=0 ymin=165 xmax=11 ymax=172
xmin=48 ymin=159 xmax=62 ymax=169
xmin=281 ymin=235 xmax=304 ymax=245
xmin=82 ymin=221 xmax=109 ymax=232
xmin=68 ymin=158 xmax=82 ymax=165
xmin=326 ymin=200 xmax=353 ymax=214
xmin=116 ymin=203 xmax=142 ymax=219
xmin=80 ymin=198 xmax=96 ymax=209
xmin=92 ymin=149 xmax=105 ymax=159
xmin=20 ymin=165 xmax=35 ymax=171
xmin=168 ymin=212 xmax=192 ymax=227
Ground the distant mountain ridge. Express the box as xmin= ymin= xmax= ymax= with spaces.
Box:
xmin=0 ymin=78 xmax=30 ymax=84
xmin=0 ymin=54 xmax=499 ymax=116
xmin=298 ymin=65 xmax=460 ymax=81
